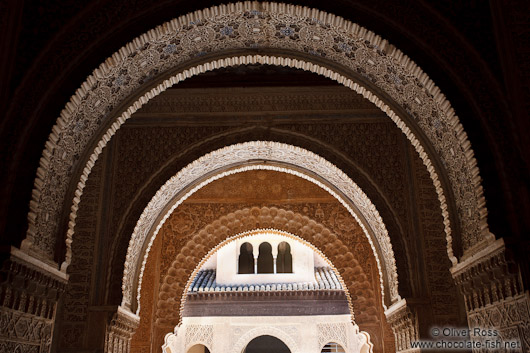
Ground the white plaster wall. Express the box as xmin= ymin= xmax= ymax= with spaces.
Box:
xmin=215 ymin=232 xmax=318 ymax=285
xmin=162 ymin=315 xmax=372 ymax=353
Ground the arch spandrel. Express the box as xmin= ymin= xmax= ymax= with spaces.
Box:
xmin=124 ymin=143 xmax=397 ymax=313
xmin=25 ymin=2 xmax=489 ymax=280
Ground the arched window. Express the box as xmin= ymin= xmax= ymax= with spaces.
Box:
xmin=238 ymin=242 xmax=254 ymax=274
xmin=257 ymin=242 xmax=273 ymax=273
xmin=244 ymin=335 xmax=291 ymax=353
xmin=321 ymin=342 xmax=345 ymax=352
xmin=276 ymin=242 xmax=293 ymax=273
xmin=187 ymin=344 xmax=210 ymax=353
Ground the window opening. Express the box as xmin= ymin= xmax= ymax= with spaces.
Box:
xmin=277 ymin=241 xmax=293 ymax=273
xmin=321 ymin=342 xmax=345 ymax=352
xmin=257 ymin=242 xmax=273 ymax=273
xmin=238 ymin=242 xmax=254 ymax=274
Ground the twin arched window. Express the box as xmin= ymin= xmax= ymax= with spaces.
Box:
xmin=238 ymin=241 xmax=293 ymax=274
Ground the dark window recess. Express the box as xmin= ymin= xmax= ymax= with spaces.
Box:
xmin=238 ymin=242 xmax=254 ymax=274
xmin=257 ymin=242 xmax=274 ymax=273
xmin=277 ymin=242 xmax=293 ymax=273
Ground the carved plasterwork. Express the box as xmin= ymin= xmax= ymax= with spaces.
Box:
xmin=184 ymin=325 xmax=213 ymax=351
xmin=172 ymin=228 xmax=355 ymax=322
xmin=451 ymin=240 xmax=530 ymax=352
xmin=123 ymin=142 xmax=397 ymax=313
xmin=136 ymin=86 xmax=377 ymax=115
xmin=104 ymin=307 xmax=140 ymax=353
xmin=0 ymin=249 xmax=67 ymax=353
xmin=155 ymin=217 xmax=376 ymax=326
xmin=385 ymin=299 xmax=420 ymax=353
xmin=232 ymin=325 xmax=299 ymax=353
xmin=317 ymin=323 xmax=349 ymax=350
xmin=154 ymin=203 xmax=379 ymax=327
xmin=467 ymin=293 xmax=530 ymax=352
xmin=412 ymin=148 xmax=461 ymax=323
xmin=26 ymin=2 xmax=489 ymax=275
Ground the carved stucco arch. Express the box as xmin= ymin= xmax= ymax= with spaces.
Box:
xmin=125 ymin=143 xmax=396 ymax=313
xmin=24 ymin=2 xmax=490 ymax=280
xmin=155 ymin=218 xmax=376 ymax=325
xmin=104 ymin=127 xmax=411 ymax=304
xmin=232 ymin=325 xmax=300 ymax=353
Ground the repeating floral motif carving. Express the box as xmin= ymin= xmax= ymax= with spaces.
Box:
xmin=467 ymin=293 xmax=530 ymax=353
xmin=124 ymin=143 xmax=398 ymax=312
xmin=412 ymin=149 xmax=460 ymax=324
xmin=0 ymin=309 xmax=52 ymax=353
xmin=57 ymin=154 xmax=103 ymax=349
xmin=138 ymin=86 xmax=375 ymax=114
xmin=0 ymin=252 xmax=66 ymax=353
xmin=385 ymin=299 xmax=420 ymax=353
xmin=105 ymin=308 xmax=140 ymax=353
xmin=317 ymin=323 xmax=348 ymax=349
xmin=452 ymin=241 xmax=530 ymax=352
xmin=130 ymin=233 xmax=160 ymax=352
xmin=26 ymin=2 xmax=488 ymax=275
xmin=184 ymin=324 xmax=213 ymax=349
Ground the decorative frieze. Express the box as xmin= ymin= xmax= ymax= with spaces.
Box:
xmin=385 ymin=299 xmax=420 ymax=353
xmin=136 ymin=86 xmax=377 ymax=116
xmin=0 ymin=248 xmax=67 ymax=353
xmin=452 ymin=240 xmax=523 ymax=312
xmin=105 ymin=307 xmax=140 ymax=353
xmin=451 ymin=239 xmax=530 ymax=352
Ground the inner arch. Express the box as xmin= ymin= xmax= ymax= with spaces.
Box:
xmin=125 ymin=142 xmax=399 ymax=314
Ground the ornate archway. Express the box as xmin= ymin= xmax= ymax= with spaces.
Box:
xmin=24 ymin=2 xmax=490 ymax=275
xmin=124 ymin=142 xmax=396 ymax=314
xmin=14 ymin=3 xmax=527 ymax=353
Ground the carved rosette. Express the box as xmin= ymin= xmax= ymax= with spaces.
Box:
xmin=451 ymin=239 xmax=530 ymax=352
xmin=0 ymin=248 xmax=67 ymax=353
xmin=385 ymin=299 xmax=420 ymax=353
xmin=105 ymin=307 xmax=140 ymax=353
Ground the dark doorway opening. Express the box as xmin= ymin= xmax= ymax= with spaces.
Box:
xmin=243 ymin=335 xmax=291 ymax=353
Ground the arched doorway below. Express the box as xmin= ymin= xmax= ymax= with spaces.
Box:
xmin=244 ymin=335 xmax=291 ymax=353
xmin=187 ymin=344 xmax=210 ymax=353
xmin=321 ymin=342 xmax=346 ymax=352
